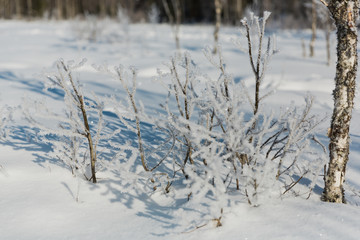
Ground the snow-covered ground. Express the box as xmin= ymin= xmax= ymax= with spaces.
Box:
xmin=1 ymin=19 xmax=360 ymax=239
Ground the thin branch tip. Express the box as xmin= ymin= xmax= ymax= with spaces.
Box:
xmin=319 ymin=0 xmax=328 ymax=7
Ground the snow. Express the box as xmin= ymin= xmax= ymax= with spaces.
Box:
xmin=1 ymin=19 xmax=360 ymax=239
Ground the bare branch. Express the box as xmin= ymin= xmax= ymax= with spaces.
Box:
xmin=319 ymin=0 xmax=328 ymax=7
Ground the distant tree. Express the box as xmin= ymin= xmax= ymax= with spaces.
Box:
xmin=252 ymin=0 xmax=270 ymax=15
xmin=309 ymin=0 xmax=317 ymax=57
xmin=213 ymin=0 xmax=223 ymax=54
xmin=162 ymin=0 xmax=181 ymax=51
xmin=55 ymin=0 xmax=63 ymax=19
xmin=324 ymin=12 xmax=333 ymax=65
xmin=65 ymin=0 xmax=77 ymax=19
xmin=109 ymin=0 xmax=118 ymax=17
xmin=320 ymin=0 xmax=358 ymax=203
xmin=0 ymin=0 xmax=10 ymax=18
xmin=262 ymin=0 xmax=270 ymax=12
xmin=99 ymin=0 xmax=106 ymax=18
xmin=318 ymin=2 xmax=334 ymax=65
xmin=27 ymin=0 xmax=32 ymax=17
xmin=15 ymin=0 xmax=21 ymax=18
xmin=235 ymin=0 xmax=243 ymax=20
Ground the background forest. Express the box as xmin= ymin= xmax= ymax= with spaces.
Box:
xmin=0 ymin=0 xmax=310 ymax=28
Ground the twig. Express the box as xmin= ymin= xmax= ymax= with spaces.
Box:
xmin=116 ymin=67 xmax=149 ymax=172
xmin=319 ymin=0 xmax=328 ymax=7
xmin=182 ymin=223 xmax=208 ymax=234
xmin=182 ymin=208 xmax=223 ymax=233
xmin=58 ymin=60 xmax=97 ymax=183
xmin=282 ymin=171 xmax=308 ymax=195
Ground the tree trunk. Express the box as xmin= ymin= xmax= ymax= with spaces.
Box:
xmin=56 ymin=0 xmax=62 ymax=19
xmin=1 ymin=0 xmax=10 ymax=19
xmin=213 ymin=0 xmax=222 ymax=54
xmin=65 ymin=0 xmax=76 ymax=19
xmin=174 ymin=0 xmax=181 ymax=51
xmin=15 ymin=0 xmax=21 ymax=18
xmin=236 ymin=0 xmax=242 ymax=20
xmin=110 ymin=0 xmax=117 ymax=17
xmin=263 ymin=0 xmax=270 ymax=11
xmin=323 ymin=0 xmax=358 ymax=203
xmin=0 ymin=0 xmax=3 ymax=18
xmin=162 ymin=0 xmax=181 ymax=51
xmin=325 ymin=22 xmax=331 ymax=66
xmin=27 ymin=0 xmax=32 ymax=18
xmin=99 ymin=0 xmax=106 ymax=18
xmin=302 ymin=38 xmax=307 ymax=58
xmin=309 ymin=0 xmax=317 ymax=57
xmin=222 ymin=0 xmax=229 ymax=24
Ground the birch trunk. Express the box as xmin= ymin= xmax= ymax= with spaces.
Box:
xmin=213 ymin=0 xmax=222 ymax=54
xmin=174 ymin=0 xmax=181 ymax=51
xmin=310 ymin=0 xmax=317 ymax=57
xmin=325 ymin=19 xmax=331 ymax=66
xmin=323 ymin=0 xmax=358 ymax=203
xmin=162 ymin=0 xmax=181 ymax=51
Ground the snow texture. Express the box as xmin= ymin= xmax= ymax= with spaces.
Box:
xmin=0 ymin=18 xmax=360 ymax=239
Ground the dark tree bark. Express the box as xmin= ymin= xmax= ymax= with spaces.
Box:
xmin=322 ymin=0 xmax=359 ymax=203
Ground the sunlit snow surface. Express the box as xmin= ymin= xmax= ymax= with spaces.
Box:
xmin=1 ymin=19 xmax=360 ymax=239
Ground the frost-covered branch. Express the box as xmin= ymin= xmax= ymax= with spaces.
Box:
xmin=115 ymin=66 xmax=149 ymax=172
xmin=24 ymin=59 xmax=107 ymax=183
xmin=240 ymin=11 xmax=276 ymax=116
